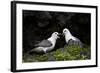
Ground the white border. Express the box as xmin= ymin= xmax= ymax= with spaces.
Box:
xmin=16 ymin=3 xmax=96 ymax=70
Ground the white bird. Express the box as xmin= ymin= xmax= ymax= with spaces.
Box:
xmin=63 ymin=28 xmax=83 ymax=48
xmin=30 ymin=32 xmax=60 ymax=53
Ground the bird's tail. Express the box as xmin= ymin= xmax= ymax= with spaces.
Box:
xmin=34 ymin=41 xmax=40 ymax=47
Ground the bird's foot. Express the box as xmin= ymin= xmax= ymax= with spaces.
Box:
xmin=43 ymin=50 xmax=47 ymax=54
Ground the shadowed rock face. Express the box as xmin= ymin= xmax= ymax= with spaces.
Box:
xmin=23 ymin=10 xmax=91 ymax=53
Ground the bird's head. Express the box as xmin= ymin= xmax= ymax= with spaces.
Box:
xmin=62 ymin=28 xmax=70 ymax=36
xmin=52 ymin=32 xmax=60 ymax=39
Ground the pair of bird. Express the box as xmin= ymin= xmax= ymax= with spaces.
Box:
xmin=30 ymin=28 xmax=83 ymax=53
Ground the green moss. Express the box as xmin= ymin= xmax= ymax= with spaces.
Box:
xmin=35 ymin=54 xmax=48 ymax=61
xmin=23 ymin=45 xmax=90 ymax=62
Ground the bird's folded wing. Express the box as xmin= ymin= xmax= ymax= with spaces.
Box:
xmin=35 ymin=40 xmax=52 ymax=47
xmin=68 ymin=39 xmax=84 ymax=48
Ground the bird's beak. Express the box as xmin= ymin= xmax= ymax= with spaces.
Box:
xmin=57 ymin=33 xmax=62 ymax=38
xmin=59 ymin=33 xmax=62 ymax=35
xmin=62 ymin=33 xmax=65 ymax=36
xmin=57 ymin=36 xmax=60 ymax=38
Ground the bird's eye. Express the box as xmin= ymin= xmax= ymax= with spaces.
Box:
xmin=64 ymin=30 xmax=66 ymax=32
xmin=55 ymin=32 xmax=58 ymax=35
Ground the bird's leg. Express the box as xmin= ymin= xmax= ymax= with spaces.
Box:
xmin=43 ymin=49 xmax=47 ymax=54
xmin=44 ymin=51 xmax=47 ymax=54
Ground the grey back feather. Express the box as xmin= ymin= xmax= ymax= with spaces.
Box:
xmin=68 ymin=39 xmax=84 ymax=48
xmin=34 ymin=40 xmax=52 ymax=47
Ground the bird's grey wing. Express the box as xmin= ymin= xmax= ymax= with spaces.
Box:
xmin=68 ymin=39 xmax=84 ymax=48
xmin=75 ymin=38 xmax=84 ymax=47
xmin=35 ymin=40 xmax=52 ymax=47
xmin=68 ymin=39 xmax=74 ymax=45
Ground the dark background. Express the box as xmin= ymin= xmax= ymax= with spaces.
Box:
xmin=23 ymin=10 xmax=91 ymax=53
